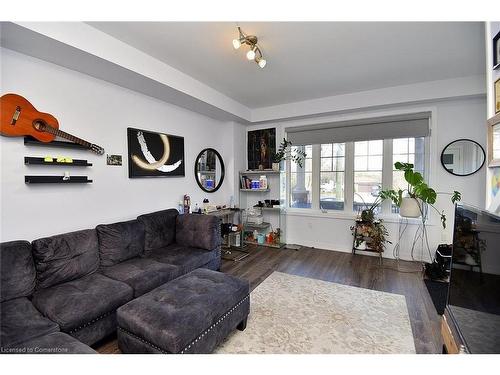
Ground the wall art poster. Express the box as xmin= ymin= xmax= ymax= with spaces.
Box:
xmin=127 ymin=127 xmax=185 ymax=178
xmin=489 ymin=167 xmax=500 ymax=214
xmin=247 ymin=127 xmax=276 ymax=170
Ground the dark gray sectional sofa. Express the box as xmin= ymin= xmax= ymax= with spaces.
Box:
xmin=0 ymin=209 xmax=221 ymax=354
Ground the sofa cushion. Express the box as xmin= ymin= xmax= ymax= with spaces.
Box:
xmin=32 ymin=273 xmax=133 ymax=332
xmin=1 ymin=297 xmax=60 ymax=349
xmin=96 ymin=220 xmax=145 ymax=266
xmin=0 ymin=241 xmax=36 ymax=302
xmin=100 ymin=257 xmax=182 ymax=297
xmin=137 ymin=209 xmax=178 ymax=255
xmin=176 ymin=214 xmax=221 ymax=251
xmin=149 ymin=244 xmax=219 ymax=275
xmin=32 ymin=229 xmax=100 ymax=290
xmin=5 ymin=332 xmax=97 ymax=354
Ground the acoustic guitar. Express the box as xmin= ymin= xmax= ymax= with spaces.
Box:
xmin=0 ymin=93 xmax=105 ymax=155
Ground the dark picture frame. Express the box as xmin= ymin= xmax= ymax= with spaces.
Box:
xmin=494 ymin=30 xmax=500 ymax=70
xmin=127 ymin=127 xmax=185 ymax=178
xmin=247 ymin=128 xmax=276 ymax=170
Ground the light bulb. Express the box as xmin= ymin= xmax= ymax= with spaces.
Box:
xmin=246 ymin=48 xmax=256 ymax=60
xmin=232 ymin=39 xmax=241 ymax=50
xmin=258 ymin=58 xmax=267 ymax=68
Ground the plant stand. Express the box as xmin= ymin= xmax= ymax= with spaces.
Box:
xmin=351 ymin=220 xmax=383 ymax=265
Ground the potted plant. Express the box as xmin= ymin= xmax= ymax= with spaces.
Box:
xmin=379 ymin=162 xmax=461 ymax=228
xmin=350 ymin=193 xmax=391 ymax=253
xmin=354 ymin=192 xmax=384 ymax=223
xmin=272 ymin=138 xmax=307 ymax=171
xmin=351 ymin=221 xmax=391 ymax=253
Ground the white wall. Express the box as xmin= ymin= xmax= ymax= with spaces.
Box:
xmin=247 ymin=96 xmax=487 ymax=261
xmin=0 ymin=48 xmax=239 ymax=241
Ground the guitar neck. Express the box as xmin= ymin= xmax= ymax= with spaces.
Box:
xmin=44 ymin=125 xmax=91 ymax=149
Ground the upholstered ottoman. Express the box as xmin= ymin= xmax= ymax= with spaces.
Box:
xmin=116 ymin=268 xmax=249 ymax=354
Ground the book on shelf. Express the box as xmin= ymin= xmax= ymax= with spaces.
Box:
xmin=240 ymin=175 xmax=253 ymax=189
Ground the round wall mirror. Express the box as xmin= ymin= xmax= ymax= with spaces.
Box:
xmin=195 ymin=148 xmax=225 ymax=192
xmin=441 ymin=139 xmax=485 ymax=176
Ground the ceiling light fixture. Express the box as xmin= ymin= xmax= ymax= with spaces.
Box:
xmin=232 ymin=26 xmax=267 ymax=69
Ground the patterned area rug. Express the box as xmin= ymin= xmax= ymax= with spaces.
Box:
xmin=216 ymin=272 xmax=416 ymax=354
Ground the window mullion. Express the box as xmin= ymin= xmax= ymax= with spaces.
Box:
xmin=382 ymin=139 xmax=393 ymax=215
xmin=345 ymin=142 xmax=354 ymax=213
xmin=311 ymin=144 xmax=320 ymax=210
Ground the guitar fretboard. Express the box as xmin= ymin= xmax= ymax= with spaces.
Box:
xmin=42 ymin=124 xmax=91 ymax=149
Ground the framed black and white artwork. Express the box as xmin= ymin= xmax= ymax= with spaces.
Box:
xmin=127 ymin=127 xmax=185 ymax=178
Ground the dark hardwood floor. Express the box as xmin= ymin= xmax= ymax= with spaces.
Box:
xmin=96 ymin=245 xmax=442 ymax=354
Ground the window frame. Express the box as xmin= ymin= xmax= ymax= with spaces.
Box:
xmin=286 ymin=137 xmax=430 ymax=219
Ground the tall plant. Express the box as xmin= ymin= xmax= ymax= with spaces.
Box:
xmin=272 ymin=138 xmax=307 ymax=168
xmin=379 ymin=162 xmax=461 ymax=228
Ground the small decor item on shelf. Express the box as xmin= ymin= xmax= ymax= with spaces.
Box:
xmin=178 ymin=201 xmax=184 ymax=214
xmin=183 ymin=194 xmax=191 ymax=214
xmin=259 ymin=175 xmax=268 ymax=189
xmin=272 ymin=138 xmax=307 ymax=168
xmin=273 ymin=228 xmax=280 ymax=245
xmin=246 ymin=208 xmax=264 ymax=225
xmin=106 ymin=154 xmax=122 ymax=166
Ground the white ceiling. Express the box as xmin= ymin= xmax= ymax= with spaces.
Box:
xmin=88 ymin=22 xmax=485 ymax=109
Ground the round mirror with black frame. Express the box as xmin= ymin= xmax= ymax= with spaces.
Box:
xmin=195 ymin=148 xmax=225 ymax=193
xmin=441 ymin=139 xmax=485 ymax=177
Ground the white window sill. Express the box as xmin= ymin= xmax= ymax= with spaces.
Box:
xmin=285 ymin=208 xmax=438 ymax=226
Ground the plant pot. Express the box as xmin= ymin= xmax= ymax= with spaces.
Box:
xmin=400 ymin=197 xmax=422 ymax=218
xmin=361 ymin=210 xmax=374 ymax=223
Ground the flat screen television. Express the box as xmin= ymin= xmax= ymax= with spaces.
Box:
xmin=448 ymin=203 xmax=500 ymax=353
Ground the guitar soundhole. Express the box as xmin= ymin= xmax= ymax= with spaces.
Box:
xmin=32 ymin=119 xmax=47 ymax=132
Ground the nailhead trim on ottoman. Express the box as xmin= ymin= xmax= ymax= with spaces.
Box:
xmin=180 ymin=295 xmax=249 ymax=354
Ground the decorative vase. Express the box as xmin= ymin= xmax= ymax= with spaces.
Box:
xmin=400 ymin=197 xmax=422 ymax=218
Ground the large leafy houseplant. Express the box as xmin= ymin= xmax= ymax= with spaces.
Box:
xmin=379 ymin=162 xmax=461 ymax=228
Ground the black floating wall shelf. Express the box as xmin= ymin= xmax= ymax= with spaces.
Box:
xmin=24 ymin=157 xmax=92 ymax=167
xmin=25 ymin=176 xmax=93 ymax=184
xmin=24 ymin=136 xmax=88 ymax=150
